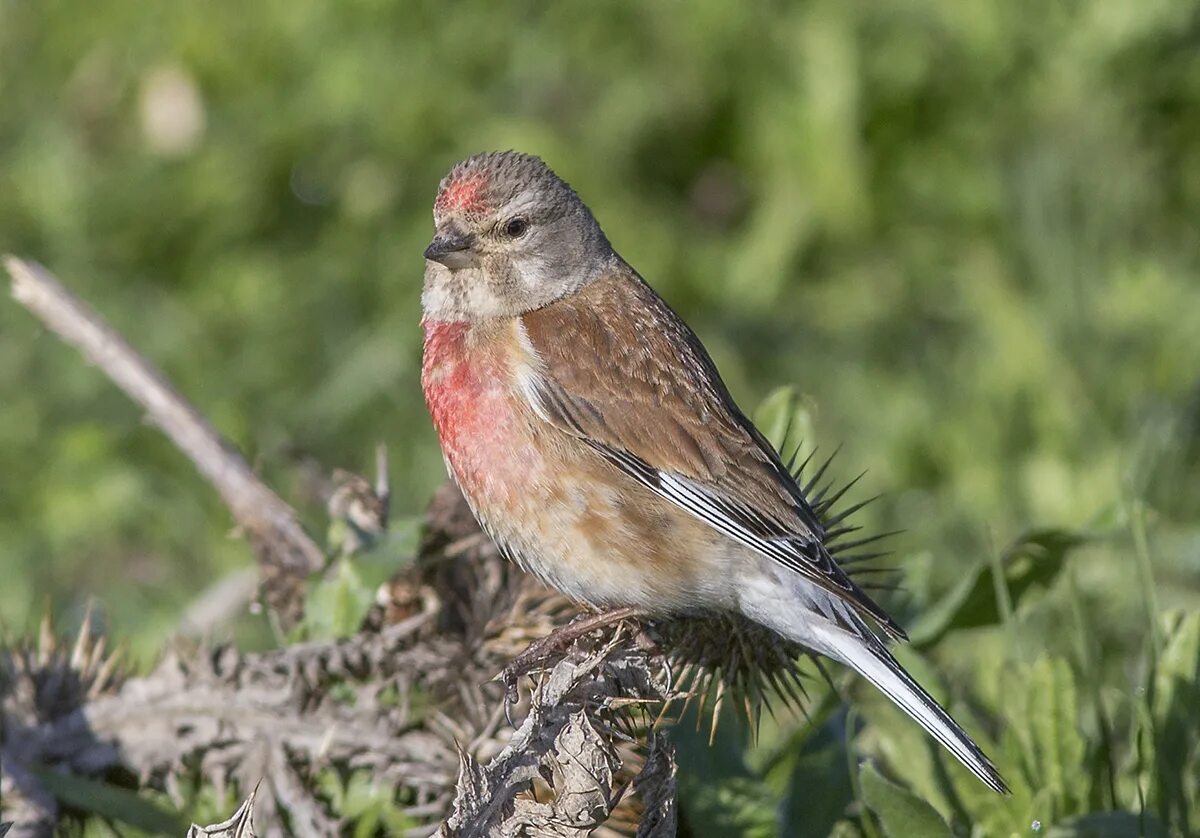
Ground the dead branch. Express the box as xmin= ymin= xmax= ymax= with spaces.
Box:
xmin=3 ymin=256 xmax=325 ymax=591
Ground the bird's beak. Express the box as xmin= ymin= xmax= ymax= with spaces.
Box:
xmin=423 ymin=225 xmax=476 ymax=269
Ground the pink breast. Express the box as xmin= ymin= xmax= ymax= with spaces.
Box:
xmin=421 ymin=319 xmax=534 ymax=502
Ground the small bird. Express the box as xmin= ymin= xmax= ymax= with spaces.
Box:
xmin=420 ymin=151 xmax=1007 ymax=793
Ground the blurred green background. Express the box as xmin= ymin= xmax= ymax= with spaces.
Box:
xmin=2 ymin=1 xmax=1199 ymax=835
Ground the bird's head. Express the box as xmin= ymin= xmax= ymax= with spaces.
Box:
xmin=421 ymin=151 xmax=613 ymax=321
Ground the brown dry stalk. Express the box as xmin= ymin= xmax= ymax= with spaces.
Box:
xmin=4 ymin=256 xmax=324 ymax=586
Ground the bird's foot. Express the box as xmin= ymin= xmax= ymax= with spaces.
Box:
xmin=499 ymin=606 xmax=644 ymax=702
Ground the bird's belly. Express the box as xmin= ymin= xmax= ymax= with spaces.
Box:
xmin=474 ymin=463 xmax=724 ymax=611
xmin=421 ymin=319 xmax=722 ymax=610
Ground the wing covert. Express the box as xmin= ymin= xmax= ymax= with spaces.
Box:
xmin=520 ymin=265 xmax=905 ymax=640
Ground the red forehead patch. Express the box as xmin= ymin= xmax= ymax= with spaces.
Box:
xmin=435 ymin=174 xmax=488 ymax=214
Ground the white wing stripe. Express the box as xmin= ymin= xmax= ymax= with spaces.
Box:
xmin=523 ymin=376 xmax=844 ymax=589
xmin=613 ymin=450 xmax=821 ymax=576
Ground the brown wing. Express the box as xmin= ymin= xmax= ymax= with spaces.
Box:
xmin=520 ymin=263 xmax=905 ymax=640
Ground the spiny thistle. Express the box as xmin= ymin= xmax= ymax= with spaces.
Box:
xmin=1 ymin=605 xmax=125 ymax=725
xmin=637 ymin=432 xmax=902 ymax=742
xmin=652 ymin=612 xmax=811 ymax=743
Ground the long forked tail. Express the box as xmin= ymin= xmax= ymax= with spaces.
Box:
xmin=809 ymin=617 xmax=1009 ymax=794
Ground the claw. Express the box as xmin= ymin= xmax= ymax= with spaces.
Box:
xmin=496 ymin=606 xmax=644 ymax=689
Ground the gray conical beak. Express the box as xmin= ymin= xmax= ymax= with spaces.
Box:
xmin=424 ymin=226 xmax=476 ymax=269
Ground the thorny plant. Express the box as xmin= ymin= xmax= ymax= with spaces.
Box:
xmin=1 ymin=477 xmax=858 ymax=837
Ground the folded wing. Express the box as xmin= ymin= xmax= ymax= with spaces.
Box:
xmin=519 ymin=264 xmax=906 ymax=641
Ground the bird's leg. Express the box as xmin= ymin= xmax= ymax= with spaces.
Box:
xmin=500 ymin=605 xmax=644 ymax=700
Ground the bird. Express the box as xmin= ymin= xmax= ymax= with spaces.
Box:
xmin=419 ymin=150 xmax=1008 ymax=794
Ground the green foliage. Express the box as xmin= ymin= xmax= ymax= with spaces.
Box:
xmin=1147 ymin=612 xmax=1200 ymax=834
xmin=676 ymin=712 xmax=781 ymax=838
xmin=909 ymin=529 xmax=1085 ymax=647
xmin=2 ymin=0 xmax=1199 ymax=835
xmin=754 ymin=386 xmax=817 ymax=465
xmin=303 ymin=557 xmax=377 ymax=641
xmin=315 ymin=771 xmax=415 ymax=838
xmin=779 ymin=717 xmax=857 ymax=838
xmin=1046 ymin=812 xmax=1168 ymax=838
xmin=859 ymin=762 xmax=951 ymax=838
xmin=31 ymin=766 xmax=185 ymax=836
xmin=963 ymin=657 xmax=1091 ymax=836
xmin=301 ymin=520 xmax=417 ymax=640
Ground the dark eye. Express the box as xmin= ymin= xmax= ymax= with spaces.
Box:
xmin=503 ymin=216 xmax=529 ymax=238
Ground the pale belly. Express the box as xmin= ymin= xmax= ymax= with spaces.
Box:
xmin=421 ymin=318 xmax=724 ymax=611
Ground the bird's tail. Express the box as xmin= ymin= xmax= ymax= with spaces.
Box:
xmin=804 ymin=613 xmax=1009 ymax=794
xmin=736 ymin=569 xmax=1008 ymax=791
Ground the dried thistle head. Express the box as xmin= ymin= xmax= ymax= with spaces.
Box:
xmin=651 ymin=612 xmax=812 ymax=740
xmin=2 ymin=606 xmax=126 ymax=833
xmin=1 ymin=606 xmax=124 ymax=726
xmin=326 ymin=449 xmax=390 ymax=560
xmin=640 ymin=445 xmax=896 ymax=739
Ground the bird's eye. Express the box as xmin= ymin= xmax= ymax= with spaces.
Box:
xmin=503 ymin=216 xmax=529 ymax=238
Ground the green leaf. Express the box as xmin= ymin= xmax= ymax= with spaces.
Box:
xmin=356 ymin=518 xmax=420 ymax=588
xmin=30 ymin=766 xmax=185 ymax=835
xmin=828 ymin=820 xmax=865 ymax=838
xmin=342 ymin=772 xmax=414 ymax=838
xmin=674 ymin=713 xmax=777 ymax=838
xmin=909 ymin=529 xmax=1085 ymax=647
xmin=753 ymin=386 xmax=815 ymax=457
xmin=859 ymin=762 xmax=952 ymax=838
xmin=1046 ymin=811 xmax=1169 ymax=838
xmin=1149 ymin=610 xmax=1200 ymax=834
xmin=304 ymin=557 xmax=375 ymax=640
xmin=302 ymin=519 xmax=420 ymax=641
xmin=1002 ymin=657 xmax=1088 ymax=824
xmin=780 ymin=718 xmax=855 ymax=838
xmin=1030 ymin=658 xmax=1087 ymax=810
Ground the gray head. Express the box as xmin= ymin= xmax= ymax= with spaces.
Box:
xmin=421 ymin=151 xmax=613 ymax=321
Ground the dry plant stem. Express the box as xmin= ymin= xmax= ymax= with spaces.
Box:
xmin=4 ymin=256 xmax=324 ymax=578
xmin=500 ymin=606 xmax=644 ymax=695
xmin=441 ymin=627 xmax=677 ymax=838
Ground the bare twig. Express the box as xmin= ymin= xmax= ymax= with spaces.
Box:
xmin=4 ymin=256 xmax=324 ymax=584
